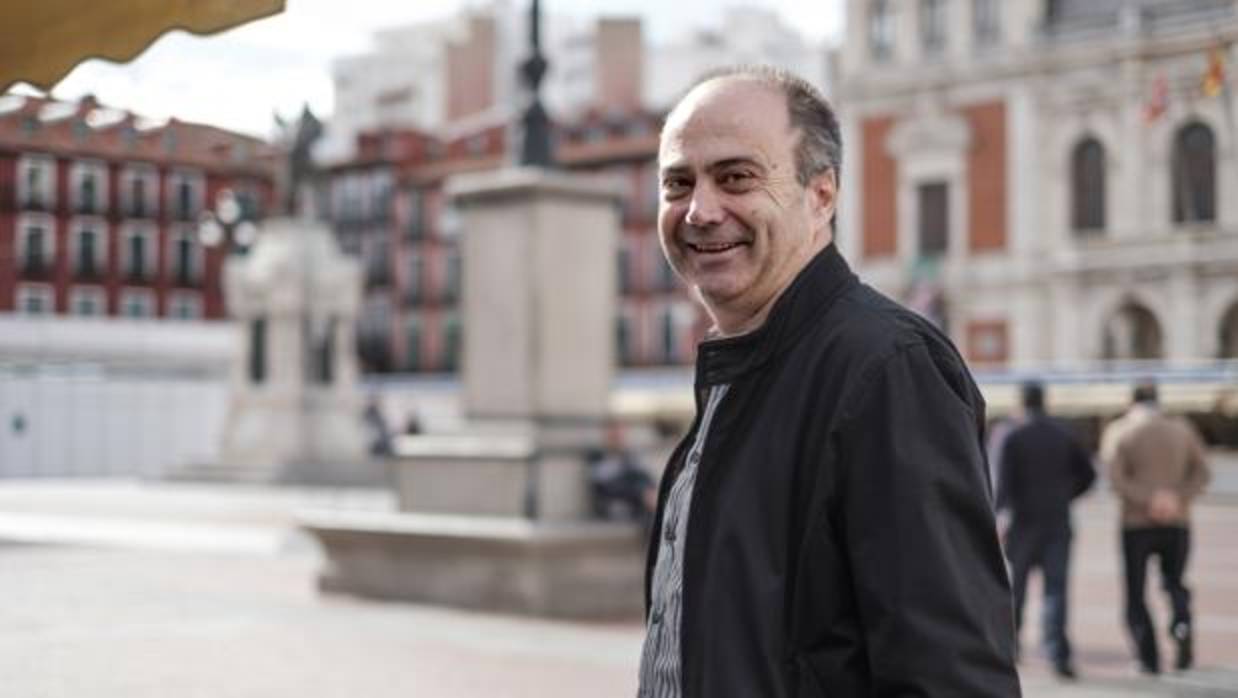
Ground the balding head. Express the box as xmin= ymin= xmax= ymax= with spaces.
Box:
xmin=668 ymin=66 xmax=842 ymax=189
xmin=655 ymin=66 xmax=840 ymax=336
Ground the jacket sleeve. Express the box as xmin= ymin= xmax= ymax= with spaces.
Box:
xmin=992 ymin=429 xmax=1014 ymax=513
xmin=834 ymin=343 xmax=1020 ymax=697
xmin=1178 ymin=419 xmax=1212 ymax=502
xmin=1109 ymin=439 xmax=1155 ymax=506
xmin=1069 ymin=432 xmax=1097 ymax=500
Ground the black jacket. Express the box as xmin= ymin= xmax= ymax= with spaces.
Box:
xmin=645 ymin=245 xmax=1020 ymax=697
xmin=994 ymin=413 xmax=1096 ymax=533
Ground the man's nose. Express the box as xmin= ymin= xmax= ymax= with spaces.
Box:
xmin=685 ymin=183 xmax=724 ymax=227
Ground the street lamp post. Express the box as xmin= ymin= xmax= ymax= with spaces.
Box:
xmin=198 ymin=188 xmax=259 ymax=254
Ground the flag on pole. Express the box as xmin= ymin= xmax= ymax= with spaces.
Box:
xmin=1144 ymin=73 xmax=1169 ymax=124
xmin=1203 ymin=46 xmax=1227 ymax=98
xmin=1206 ymin=44 xmax=1237 ymax=178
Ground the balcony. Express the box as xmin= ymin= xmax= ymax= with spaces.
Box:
xmin=1060 ymin=226 xmax=1238 ymax=276
xmin=405 ymin=217 xmax=425 ymax=241
xmin=170 ymin=203 xmax=199 ymax=222
xmin=125 ymin=267 xmax=153 ymax=284
xmin=437 ymin=282 xmax=460 ymax=305
xmin=123 ymin=201 xmax=153 ymax=219
xmin=73 ymin=261 xmax=105 ymax=282
xmin=19 ymin=194 xmax=50 ymax=213
xmin=19 ymin=256 xmax=52 ymax=280
xmin=402 ymin=284 xmax=424 ymax=307
xmin=74 ymin=199 xmax=103 ymax=216
xmin=170 ymin=268 xmax=203 ymax=288
xmin=365 ymin=262 xmax=392 ymax=289
xmin=1040 ymin=0 xmax=1234 ymax=43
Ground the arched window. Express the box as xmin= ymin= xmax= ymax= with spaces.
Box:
xmin=920 ymin=0 xmax=946 ymax=55
xmin=973 ymin=0 xmax=1001 ymax=46
xmin=1171 ymin=122 xmax=1216 ymax=224
xmin=1102 ymin=301 xmax=1163 ymax=361
xmin=1071 ymin=137 xmax=1105 ymax=234
xmin=869 ymin=0 xmax=894 ymax=61
xmin=79 ymin=172 xmax=97 ymax=214
xmin=1220 ymin=302 xmax=1238 ymax=359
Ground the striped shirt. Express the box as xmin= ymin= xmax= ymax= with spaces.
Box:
xmin=637 ymin=384 xmax=730 ymax=698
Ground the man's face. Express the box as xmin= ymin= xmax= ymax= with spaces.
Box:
xmin=657 ymin=78 xmax=835 ymax=330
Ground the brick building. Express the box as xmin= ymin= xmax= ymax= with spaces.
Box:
xmin=0 ymin=94 xmax=276 ymax=320
xmin=837 ymin=0 xmax=1238 ymax=367
xmin=328 ymin=108 xmax=706 ymax=374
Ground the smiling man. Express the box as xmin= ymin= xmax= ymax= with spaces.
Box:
xmin=637 ymin=67 xmax=1021 ymax=697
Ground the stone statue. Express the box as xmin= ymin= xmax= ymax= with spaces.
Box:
xmin=275 ymin=104 xmax=324 ymax=216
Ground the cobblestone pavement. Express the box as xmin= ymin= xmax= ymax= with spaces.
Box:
xmin=0 ymin=478 xmax=1236 ymax=697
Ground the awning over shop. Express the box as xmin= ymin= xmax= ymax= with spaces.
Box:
xmin=1 ymin=0 xmax=285 ymax=92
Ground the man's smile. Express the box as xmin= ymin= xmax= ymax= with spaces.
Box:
xmin=687 ymin=241 xmax=749 ymax=254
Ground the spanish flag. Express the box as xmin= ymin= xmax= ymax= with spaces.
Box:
xmin=1144 ymin=73 xmax=1168 ymax=124
xmin=1203 ymin=46 xmax=1227 ymax=98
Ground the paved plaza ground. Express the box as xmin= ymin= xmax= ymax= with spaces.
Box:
xmin=0 ymin=473 xmax=1236 ymax=697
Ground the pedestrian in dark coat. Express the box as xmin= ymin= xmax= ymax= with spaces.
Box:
xmin=637 ymin=65 xmax=1020 ymax=698
xmin=994 ymin=381 xmax=1096 ymax=679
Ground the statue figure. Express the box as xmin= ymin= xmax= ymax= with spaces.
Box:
xmin=275 ymin=104 xmax=324 ymax=216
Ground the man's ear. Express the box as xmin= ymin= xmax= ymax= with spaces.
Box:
xmin=809 ymin=168 xmax=838 ymax=231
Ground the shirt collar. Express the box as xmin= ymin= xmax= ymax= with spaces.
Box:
xmin=694 ymin=243 xmax=857 ymax=388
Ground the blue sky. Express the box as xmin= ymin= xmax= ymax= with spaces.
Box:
xmin=14 ymin=0 xmax=844 ymax=138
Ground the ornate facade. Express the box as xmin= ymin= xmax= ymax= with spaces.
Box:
xmin=838 ymin=0 xmax=1238 ymax=367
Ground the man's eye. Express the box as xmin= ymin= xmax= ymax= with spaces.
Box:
xmin=719 ymin=172 xmax=754 ymax=188
xmin=662 ymin=178 xmax=691 ymax=197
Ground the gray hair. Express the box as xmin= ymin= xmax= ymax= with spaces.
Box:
xmin=674 ymin=65 xmax=842 ymax=187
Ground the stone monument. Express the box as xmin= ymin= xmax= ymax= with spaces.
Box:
xmin=300 ymin=0 xmax=645 ymax=618
xmin=213 ymin=216 xmax=369 ymax=483
xmin=202 ymin=109 xmax=372 ymax=484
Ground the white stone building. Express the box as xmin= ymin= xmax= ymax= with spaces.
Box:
xmin=836 ymin=0 xmax=1238 ymax=367
xmin=324 ymin=3 xmax=830 ymax=160
xmin=323 ymin=1 xmax=620 ymax=161
xmin=643 ymin=6 xmax=831 ymax=110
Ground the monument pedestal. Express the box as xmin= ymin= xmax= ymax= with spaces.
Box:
xmin=189 ymin=217 xmax=375 ymax=485
xmin=302 ymin=511 xmax=643 ymax=618
xmin=302 ymin=167 xmax=644 ymax=617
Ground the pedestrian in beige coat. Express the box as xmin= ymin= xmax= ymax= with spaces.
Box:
xmin=1102 ymin=381 xmax=1211 ymax=674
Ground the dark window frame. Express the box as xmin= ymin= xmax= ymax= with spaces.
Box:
xmin=869 ymin=0 xmax=895 ymax=61
xmin=973 ymin=0 xmax=1001 ymax=47
xmin=1172 ymin=121 xmax=1216 ymax=225
xmin=920 ymin=0 xmax=947 ymax=56
xmin=917 ymin=181 xmax=950 ymax=257
xmin=1071 ymin=137 xmax=1106 ymax=234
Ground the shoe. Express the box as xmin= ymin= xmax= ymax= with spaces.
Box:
xmin=1133 ymin=630 xmax=1159 ymax=675
xmin=1172 ymin=623 xmax=1193 ymax=671
xmin=1052 ymin=662 xmax=1077 ymax=680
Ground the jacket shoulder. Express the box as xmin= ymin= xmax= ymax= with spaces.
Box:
xmin=822 ymin=283 xmax=966 ymax=371
xmin=812 ymin=283 xmax=981 ymax=416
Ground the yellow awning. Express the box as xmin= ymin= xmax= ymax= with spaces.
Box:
xmin=1 ymin=0 xmax=285 ymax=92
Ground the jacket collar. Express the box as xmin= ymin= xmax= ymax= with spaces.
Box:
xmin=694 ymin=243 xmax=857 ymax=388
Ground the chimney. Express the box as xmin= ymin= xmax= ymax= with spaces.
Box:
xmin=595 ymin=18 xmax=643 ymax=111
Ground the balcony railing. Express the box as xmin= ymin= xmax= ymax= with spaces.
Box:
xmin=170 ymin=268 xmax=202 ymax=288
xmin=73 ymin=262 xmax=104 ymax=281
xmin=406 ymin=217 xmax=425 ymax=241
xmin=439 ymin=282 xmax=460 ymax=304
xmin=124 ymin=201 xmax=153 ymax=219
xmin=365 ymin=263 xmax=392 ymax=288
xmin=402 ymin=285 xmax=424 ymax=306
xmin=75 ymin=199 xmax=102 ymax=216
xmin=19 ymin=195 xmax=50 ymax=212
xmin=1040 ymin=0 xmax=1234 ymax=42
xmin=171 ymin=203 xmax=199 ymax=222
xmin=125 ymin=267 xmax=153 ymax=284
xmin=19 ymin=256 xmax=51 ymax=279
